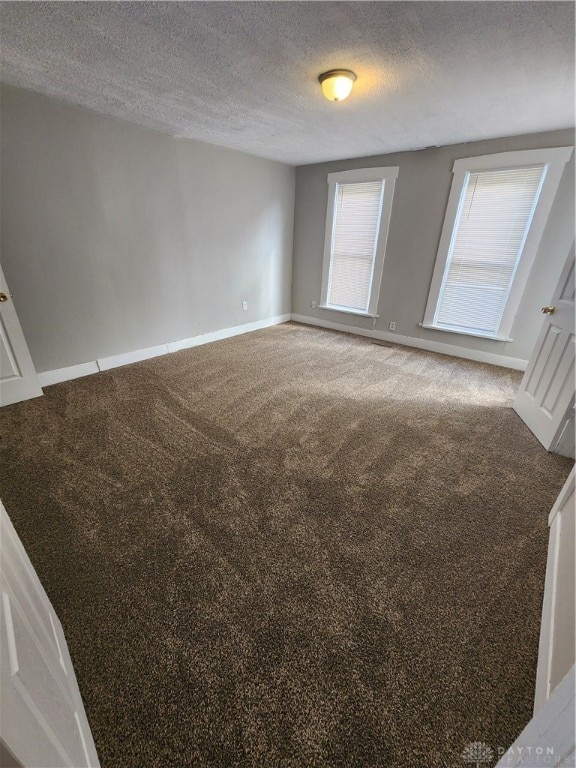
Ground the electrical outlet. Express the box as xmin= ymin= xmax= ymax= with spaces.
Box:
xmin=242 ymin=300 xmax=248 ymax=311
xmin=389 ymin=321 xmax=396 ymax=331
xmin=311 ymin=300 xmax=317 ymax=309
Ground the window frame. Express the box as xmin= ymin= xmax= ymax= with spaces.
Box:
xmin=320 ymin=166 xmax=399 ymax=318
xmin=422 ymin=146 xmax=573 ymax=341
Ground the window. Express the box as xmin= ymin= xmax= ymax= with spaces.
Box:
xmin=423 ymin=147 xmax=573 ymax=340
xmin=320 ymin=166 xmax=399 ymax=317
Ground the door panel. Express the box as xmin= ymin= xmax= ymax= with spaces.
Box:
xmin=1 ymin=524 xmax=60 ymax=662
xmin=496 ymin=470 xmax=575 ymax=767
xmin=0 ymin=268 xmax=42 ymax=407
xmin=534 ymin=468 xmax=576 ymax=712
xmin=0 ymin=317 xmax=21 ymax=380
xmin=514 ymin=243 xmax=575 ymax=452
xmin=2 ymin=589 xmax=86 ymax=767
xmin=0 ymin=502 xmax=99 ymax=767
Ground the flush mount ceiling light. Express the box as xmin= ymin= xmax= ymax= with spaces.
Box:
xmin=319 ymin=69 xmax=357 ymax=102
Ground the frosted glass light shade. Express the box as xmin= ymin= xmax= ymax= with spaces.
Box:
xmin=319 ymin=70 xmax=357 ymax=102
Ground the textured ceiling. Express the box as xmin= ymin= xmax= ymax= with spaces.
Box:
xmin=0 ymin=2 xmax=574 ymax=165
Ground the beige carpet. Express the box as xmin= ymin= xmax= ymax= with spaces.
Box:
xmin=0 ymin=322 xmax=572 ymax=768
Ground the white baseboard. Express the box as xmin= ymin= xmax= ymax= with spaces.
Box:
xmin=38 ymin=361 xmax=100 ymax=387
xmin=97 ymin=344 xmax=170 ymax=372
xmin=38 ymin=314 xmax=291 ymax=387
xmin=167 ymin=314 xmax=292 ymax=353
xmin=291 ymin=314 xmax=529 ymax=371
xmin=38 ymin=312 xmax=525 ymax=388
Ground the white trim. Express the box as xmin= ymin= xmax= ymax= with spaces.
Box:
xmin=166 ymin=314 xmax=291 ymax=352
xmin=37 ymin=361 xmax=99 ymax=387
xmin=97 ymin=344 xmax=170 ymax=372
xmin=318 ymin=305 xmax=377 ymax=318
xmin=419 ymin=322 xmax=513 ymax=343
xmin=327 ymin=166 xmax=399 ymax=184
xmin=291 ymin=313 xmax=528 ymax=370
xmin=35 ymin=315 xmax=292 ymax=386
xmin=320 ymin=165 xmax=399 ymax=318
xmin=453 ymin=146 xmax=574 ymax=174
xmin=547 ymin=465 xmax=575 ymax=528
xmin=0 ymin=378 xmax=44 ymax=407
xmin=423 ymin=146 xmax=574 ymax=339
xmin=319 ymin=180 xmax=338 ymax=310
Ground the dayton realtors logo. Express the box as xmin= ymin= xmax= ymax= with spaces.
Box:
xmin=462 ymin=742 xmax=494 ymax=767
xmin=461 ymin=741 xmax=558 ymax=766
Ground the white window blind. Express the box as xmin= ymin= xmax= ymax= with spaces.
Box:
xmin=327 ymin=180 xmax=384 ymax=312
xmin=434 ymin=165 xmax=546 ymax=335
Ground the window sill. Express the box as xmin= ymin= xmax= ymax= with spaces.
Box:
xmin=419 ymin=323 xmax=513 ymax=343
xmin=319 ymin=305 xmax=378 ymax=319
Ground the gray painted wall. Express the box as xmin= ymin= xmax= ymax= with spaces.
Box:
xmin=2 ymin=84 xmax=573 ymax=374
xmin=292 ymin=129 xmax=575 ymax=362
xmin=0 ymin=85 xmax=295 ymax=373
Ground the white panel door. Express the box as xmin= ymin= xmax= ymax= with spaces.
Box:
xmin=0 ymin=502 xmax=100 ymax=767
xmin=534 ymin=467 xmax=575 ymax=714
xmin=0 ymin=268 xmax=42 ymax=407
xmin=496 ymin=470 xmax=575 ymax=767
xmin=513 ymin=244 xmax=575 ymax=452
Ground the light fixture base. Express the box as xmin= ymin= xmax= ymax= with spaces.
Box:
xmin=318 ymin=69 xmax=357 ymax=102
